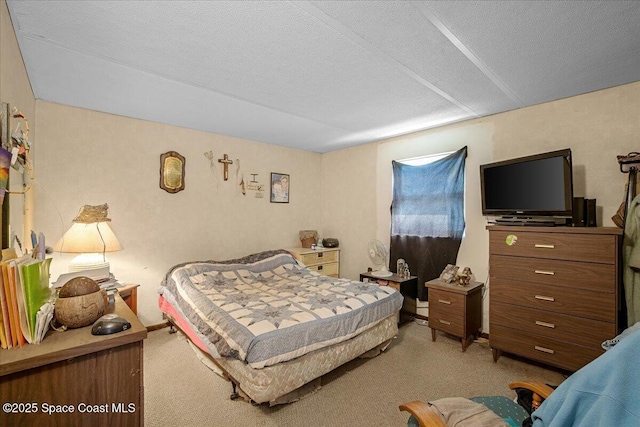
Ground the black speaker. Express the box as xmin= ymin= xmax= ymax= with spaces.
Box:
xmin=585 ymin=198 xmax=597 ymax=227
xmin=572 ymin=197 xmax=585 ymax=227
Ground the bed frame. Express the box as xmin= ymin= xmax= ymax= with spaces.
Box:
xmin=161 ymin=299 xmax=398 ymax=405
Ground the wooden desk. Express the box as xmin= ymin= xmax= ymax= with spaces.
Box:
xmin=0 ymin=296 xmax=147 ymax=426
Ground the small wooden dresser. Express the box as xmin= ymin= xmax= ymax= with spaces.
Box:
xmin=425 ymin=279 xmax=484 ymax=351
xmin=488 ymin=226 xmax=622 ymax=371
xmin=287 ymin=247 xmax=340 ymax=277
xmin=0 ymin=296 xmax=146 ymax=426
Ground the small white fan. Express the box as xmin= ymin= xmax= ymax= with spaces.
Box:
xmin=368 ymin=240 xmax=392 ymax=277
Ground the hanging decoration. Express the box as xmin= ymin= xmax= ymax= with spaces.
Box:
xmin=217 ymin=154 xmax=233 ymax=181
xmin=1 ymin=103 xmax=35 ymax=199
xmin=247 ymin=173 xmax=265 ymax=198
xmin=159 ymin=151 xmax=185 ymax=193
xmin=204 ymin=151 xmax=220 ymax=189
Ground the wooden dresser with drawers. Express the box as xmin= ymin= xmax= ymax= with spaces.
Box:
xmin=488 ymin=225 xmax=622 ymax=372
xmin=287 ymin=247 xmax=340 ymax=278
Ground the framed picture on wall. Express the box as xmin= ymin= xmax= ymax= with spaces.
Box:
xmin=270 ymin=173 xmax=289 ymax=203
xmin=160 ymin=151 xmax=186 ymax=194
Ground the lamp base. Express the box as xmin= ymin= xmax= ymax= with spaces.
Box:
xmin=69 ymin=253 xmax=111 ymax=280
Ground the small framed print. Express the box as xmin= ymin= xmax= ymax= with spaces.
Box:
xmin=439 ymin=264 xmax=459 ymax=283
xmin=270 ymin=173 xmax=289 ymax=203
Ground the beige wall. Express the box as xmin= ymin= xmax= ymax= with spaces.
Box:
xmin=34 ymin=101 xmax=323 ymax=325
xmin=321 ymin=143 xmax=378 ymax=280
xmin=4 ymin=0 xmax=638 ymax=329
xmin=0 ymin=0 xmax=35 ymax=247
xmin=326 ymin=81 xmax=639 ymax=332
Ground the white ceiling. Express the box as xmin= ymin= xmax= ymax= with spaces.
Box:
xmin=7 ymin=1 xmax=640 ymax=153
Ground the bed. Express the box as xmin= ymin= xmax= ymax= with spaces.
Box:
xmin=158 ymin=249 xmax=403 ymax=405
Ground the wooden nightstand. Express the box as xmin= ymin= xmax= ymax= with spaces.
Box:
xmin=360 ymin=272 xmax=417 ymax=323
xmin=286 ymin=247 xmax=340 ymax=277
xmin=0 ymin=296 xmax=147 ymax=426
xmin=118 ymin=284 xmax=140 ymax=315
xmin=425 ymin=278 xmax=484 ymax=351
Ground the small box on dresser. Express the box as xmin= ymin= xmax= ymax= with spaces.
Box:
xmin=488 ymin=226 xmax=622 ymax=372
xmin=287 ymin=247 xmax=340 ymax=277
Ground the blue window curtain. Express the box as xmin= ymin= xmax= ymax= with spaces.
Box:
xmin=390 ymin=146 xmax=467 ymax=300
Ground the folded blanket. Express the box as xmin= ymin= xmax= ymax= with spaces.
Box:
xmin=429 ymin=397 xmax=508 ymax=427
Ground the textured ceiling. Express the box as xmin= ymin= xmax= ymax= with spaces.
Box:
xmin=7 ymin=1 xmax=640 ymax=153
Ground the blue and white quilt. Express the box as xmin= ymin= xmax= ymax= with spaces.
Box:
xmin=159 ymin=250 xmax=403 ymax=369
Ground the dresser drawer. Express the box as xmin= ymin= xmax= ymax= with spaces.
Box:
xmin=490 ymin=278 xmax=615 ymax=322
xmin=489 ymin=231 xmax=617 ymax=264
xmin=490 ymin=324 xmax=604 ymax=371
xmin=490 ymin=301 xmax=616 ymax=349
xmin=308 ymin=262 xmax=339 ymax=276
xmin=297 ymin=250 xmax=338 ymax=266
xmin=490 ymin=255 xmax=616 ymax=293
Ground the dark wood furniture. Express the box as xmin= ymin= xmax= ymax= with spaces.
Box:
xmin=360 ymin=272 xmax=418 ymax=322
xmin=118 ymin=283 xmax=140 ymax=315
xmin=425 ymin=278 xmax=484 ymax=351
xmin=0 ymin=296 xmax=147 ymax=426
xmin=488 ymin=225 xmax=622 ymax=372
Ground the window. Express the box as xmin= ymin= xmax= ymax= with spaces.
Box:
xmin=389 ymin=147 xmax=467 ymax=300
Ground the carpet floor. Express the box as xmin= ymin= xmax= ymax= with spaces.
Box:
xmin=144 ymin=320 xmax=566 ymax=426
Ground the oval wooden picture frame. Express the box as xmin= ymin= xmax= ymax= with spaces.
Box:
xmin=160 ymin=151 xmax=185 ymax=193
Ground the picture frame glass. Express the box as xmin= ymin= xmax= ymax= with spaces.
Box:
xmin=270 ymin=173 xmax=289 ymax=203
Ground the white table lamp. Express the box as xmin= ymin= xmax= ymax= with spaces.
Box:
xmin=54 ymin=204 xmax=123 ymax=278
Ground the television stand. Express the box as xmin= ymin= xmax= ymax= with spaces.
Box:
xmin=492 ymin=216 xmax=568 ymax=226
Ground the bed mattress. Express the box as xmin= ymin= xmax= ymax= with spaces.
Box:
xmin=160 ymin=294 xmax=398 ymax=404
xmin=158 ymin=250 xmax=403 ymax=369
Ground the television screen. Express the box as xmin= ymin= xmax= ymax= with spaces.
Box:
xmin=480 ymin=149 xmax=573 ymax=217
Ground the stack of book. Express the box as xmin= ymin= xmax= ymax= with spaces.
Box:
xmin=51 ymin=267 xmax=124 ymax=305
xmin=0 ymin=249 xmax=54 ymax=349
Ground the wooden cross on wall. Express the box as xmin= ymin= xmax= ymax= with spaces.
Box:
xmin=218 ymin=154 xmax=233 ymax=181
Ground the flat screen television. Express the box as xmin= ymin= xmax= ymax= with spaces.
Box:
xmin=480 ymin=149 xmax=573 ymax=220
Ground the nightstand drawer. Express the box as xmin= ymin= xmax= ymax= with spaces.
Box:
xmin=308 ymin=262 xmax=339 ymax=276
xmin=297 ymin=250 xmax=338 ymax=266
xmin=429 ymin=289 xmax=465 ymax=312
xmin=429 ymin=313 xmax=464 ymax=336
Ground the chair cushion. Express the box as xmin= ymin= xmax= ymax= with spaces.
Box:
xmin=470 ymin=395 xmax=530 ymax=425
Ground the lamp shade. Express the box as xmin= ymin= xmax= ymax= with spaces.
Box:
xmin=54 ymin=221 xmax=123 ymax=253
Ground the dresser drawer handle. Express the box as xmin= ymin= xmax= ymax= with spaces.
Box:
xmin=439 ymin=320 xmax=451 ymax=325
xmin=534 ymin=345 xmax=555 ymax=354
xmin=438 ymin=299 xmax=451 ymax=305
xmin=534 ymin=244 xmax=555 ymax=249
xmin=318 ymin=252 xmax=324 ymax=258
xmin=535 ymin=295 xmax=555 ymax=302
xmin=534 ymin=270 xmax=555 ymax=275
xmin=535 ymin=320 xmax=556 ymax=329
xmin=317 ymin=265 xmax=323 ymax=271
